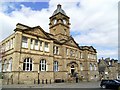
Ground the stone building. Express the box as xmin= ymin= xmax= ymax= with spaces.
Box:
xmin=0 ymin=4 xmax=99 ymax=84
xmin=98 ymin=57 xmax=118 ymax=80
xmin=118 ymin=63 xmax=120 ymax=79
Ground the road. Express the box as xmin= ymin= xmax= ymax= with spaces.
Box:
xmin=1 ymin=81 xmax=112 ymax=89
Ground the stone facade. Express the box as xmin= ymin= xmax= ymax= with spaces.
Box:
xmin=98 ymin=57 xmax=118 ymax=80
xmin=118 ymin=63 xmax=120 ymax=79
xmin=0 ymin=4 xmax=99 ymax=84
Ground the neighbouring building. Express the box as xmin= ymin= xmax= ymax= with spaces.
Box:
xmin=98 ymin=57 xmax=118 ymax=80
xmin=0 ymin=4 xmax=99 ymax=84
xmin=118 ymin=63 xmax=120 ymax=79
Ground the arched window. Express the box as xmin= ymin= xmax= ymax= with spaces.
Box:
xmin=90 ymin=63 xmax=93 ymax=71
xmin=54 ymin=61 xmax=58 ymax=72
xmin=3 ymin=59 xmax=7 ymax=72
xmin=80 ymin=63 xmax=83 ymax=71
xmin=23 ymin=58 xmax=32 ymax=71
xmin=40 ymin=59 xmax=46 ymax=71
xmin=8 ymin=58 xmax=12 ymax=72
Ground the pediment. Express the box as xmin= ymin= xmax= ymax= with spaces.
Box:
xmin=23 ymin=27 xmax=49 ymax=39
xmin=89 ymin=46 xmax=96 ymax=52
xmin=65 ymin=38 xmax=79 ymax=48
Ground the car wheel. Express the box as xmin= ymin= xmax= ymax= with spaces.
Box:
xmin=101 ymin=85 xmax=106 ymax=89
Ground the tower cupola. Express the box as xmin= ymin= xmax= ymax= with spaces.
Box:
xmin=49 ymin=4 xmax=70 ymax=37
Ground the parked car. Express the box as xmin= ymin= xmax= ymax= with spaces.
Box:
xmin=116 ymin=79 xmax=120 ymax=82
xmin=100 ymin=80 xmax=120 ymax=89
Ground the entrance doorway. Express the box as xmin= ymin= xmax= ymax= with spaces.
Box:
xmin=71 ymin=65 xmax=75 ymax=76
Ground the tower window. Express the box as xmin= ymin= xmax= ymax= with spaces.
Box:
xmin=53 ymin=19 xmax=57 ymax=25
xmin=63 ymin=19 xmax=66 ymax=24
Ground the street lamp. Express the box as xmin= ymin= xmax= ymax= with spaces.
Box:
xmin=38 ymin=65 xmax=40 ymax=84
xmin=18 ymin=64 xmax=21 ymax=84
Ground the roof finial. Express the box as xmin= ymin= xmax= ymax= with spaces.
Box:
xmin=57 ymin=4 xmax=61 ymax=9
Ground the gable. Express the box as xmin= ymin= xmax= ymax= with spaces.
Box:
xmin=64 ymin=38 xmax=79 ymax=48
xmin=89 ymin=47 xmax=94 ymax=52
xmin=23 ymin=27 xmax=49 ymax=39
xmin=89 ymin=46 xmax=97 ymax=53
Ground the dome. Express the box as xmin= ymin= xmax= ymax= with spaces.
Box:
xmin=52 ymin=4 xmax=66 ymax=16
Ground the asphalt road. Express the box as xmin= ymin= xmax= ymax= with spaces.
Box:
xmin=1 ymin=81 xmax=112 ymax=89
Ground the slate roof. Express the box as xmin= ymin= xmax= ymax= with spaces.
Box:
xmin=52 ymin=4 xmax=66 ymax=16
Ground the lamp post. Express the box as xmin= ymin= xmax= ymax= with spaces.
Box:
xmin=38 ymin=65 xmax=40 ymax=84
xmin=87 ymin=72 xmax=89 ymax=82
xmin=18 ymin=64 xmax=21 ymax=84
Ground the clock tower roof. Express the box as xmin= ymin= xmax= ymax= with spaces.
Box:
xmin=52 ymin=4 xmax=66 ymax=16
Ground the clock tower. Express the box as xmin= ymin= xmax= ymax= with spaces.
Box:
xmin=49 ymin=4 xmax=70 ymax=38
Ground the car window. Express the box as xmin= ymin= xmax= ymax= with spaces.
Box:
xmin=114 ymin=80 xmax=120 ymax=83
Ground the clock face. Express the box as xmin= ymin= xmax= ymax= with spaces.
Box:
xmin=63 ymin=19 xmax=66 ymax=24
xmin=54 ymin=19 xmax=57 ymax=24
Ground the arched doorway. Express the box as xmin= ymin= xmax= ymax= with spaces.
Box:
xmin=71 ymin=65 xmax=75 ymax=76
xmin=67 ymin=61 xmax=78 ymax=77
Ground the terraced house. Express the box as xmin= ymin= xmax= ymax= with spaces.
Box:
xmin=0 ymin=4 xmax=99 ymax=84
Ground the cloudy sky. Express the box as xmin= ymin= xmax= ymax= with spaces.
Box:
xmin=0 ymin=0 xmax=119 ymax=61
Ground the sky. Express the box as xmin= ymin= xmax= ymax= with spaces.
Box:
xmin=0 ymin=0 xmax=119 ymax=61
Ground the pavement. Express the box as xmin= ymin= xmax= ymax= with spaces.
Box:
xmin=2 ymin=81 xmax=101 ymax=88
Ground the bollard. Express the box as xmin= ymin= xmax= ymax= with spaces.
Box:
xmin=50 ymin=79 xmax=51 ymax=84
xmin=7 ymin=79 xmax=9 ymax=85
xmin=42 ymin=79 xmax=44 ymax=84
xmin=76 ymin=77 xmax=78 ymax=83
xmin=46 ymin=79 xmax=47 ymax=84
xmin=38 ymin=79 xmax=40 ymax=84
xmin=34 ymin=79 xmax=35 ymax=84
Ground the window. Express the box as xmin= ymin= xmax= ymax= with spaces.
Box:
xmin=66 ymin=48 xmax=69 ymax=56
xmin=23 ymin=58 xmax=32 ymax=71
xmin=9 ymin=40 xmax=11 ymax=49
xmin=35 ymin=40 xmax=39 ymax=50
xmin=22 ymin=36 xmax=28 ymax=48
xmin=40 ymin=41 xmax=43 ymax=51
xmin=53 ymin=46 xmax=59 ymax=55
xmin=64 ymin=29 xmax=67 ymax=35
xmin=8 ymin=58 xmax=12 ymax=72
xmin=10 ymin=39 xmax=13 ymax=49
xmin=63 ymin=19 xmax=66 ymax=24
xmin=44 ymin=42 xmax=49 ymax=52
xmin=30 ymin=39 xmax=34 ymax=49
xmin=94 ymin=55 xmax=96 ymax=59
xmin=0 ymin=60 xmax=2 ymax=72
xmin=3 ymin=59 xmax=7 ymax=72
xmin=80 ymin=52 xmax=83 ymax=58
xmin=40 ymin=59 xmax=46 ymax=71
xmin=90 ymin=63 xmax=93 ymax=71
xmin=70 ymin=50 xmax=73 ymax=56
xmin=94 ymin=64 xmax=97 ymax=71
xmin=6 ymin=42 xmax=9 ymax=51
xmin=7 ymin=41 xmax=9 ymax=50
xmin=54 ymin=19 xmax=57 ymax=24
xmin=80 ymin=63 xmax=83 ymax=71
xmin=88 ymin=54 xmax=90 ymax=59
xmin=13 ymin=38 xmax=15 ymax=48
xmin=54 ymin=61 xmax=58 ymax=72
xmin=76 ymin=51 xmax=78 ymax=58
